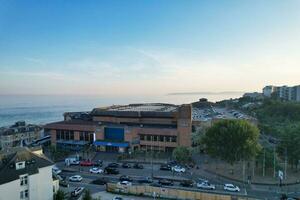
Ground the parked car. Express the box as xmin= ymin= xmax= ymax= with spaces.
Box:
xmin=57 ymin=175 xmax=69 ymax=187
xmin=93 ymin=160 xmax=103 ymax=167
xmin=133 ymin=163 xmax=144 ymax=169
xmin=160 ymin=164 xmax=171 ymax=171
xmin=119 ymin=175 xmax=132 ymax=182
xmin=69 ymin=175 xmax=83 ymax=182
xmin=89 ymin=167 xmax=103 ymax=174
xmin=92 ymin=177 xmax=109 ymax=185
xmin=224 ymin=184 xmax=240 ymax=192
xmin=104 ymin=167 xmax=119 ymax=174
xmin=117 ymin=181 xmax=132 ymax=186
xmin=107 ymin=163 xmax=119 ymax=168
xmin=159 ymin=179 xmax=173 ymax=186
xmin=112 ymin=197 xmax=123 ymax=200
xmin=71 ymin=187 xmax=84 ymax=197
xmin=59 ymin=179 xmax=69 ymax=187
xmin=80 ymin=160 xmax=94 ymax=166
xmin=180 ymin=180 xmax=194 ymax=187
xmin=65 ymin=157 xmax=80 ymax=166
xmin=167 ymin=160 xmax=177 ymax=166
xmin=52 ymin=166 xmax=62 ymax=175
xmin=197 ymin=181 xmax=215 ymax=190
xmin=138 ymin=177 xmax=153 ymax=184
xmin=121 ymin=162 xmax=131 ymax=168
xmin=171 ymin=165 xmax=186 ymax=173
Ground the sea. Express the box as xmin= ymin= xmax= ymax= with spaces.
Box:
xmin=0 ymin=93 xmax=243 ymax=127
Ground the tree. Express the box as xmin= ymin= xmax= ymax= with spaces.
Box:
xmin=172 ymin=146 xmax=192 ymax=164
xmin=277 ymin=124 xmax=300 ymax=169
xmin=201 ymin=119 xmax=261 ymax=165
xmin=82 ymin=190 xmax=92 ymax=200
xmin=53 ymin=190 xmax=67 ymax=200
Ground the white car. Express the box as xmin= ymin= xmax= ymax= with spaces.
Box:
xmin=112 ymin=197 xmax=123 ymax=200
xmin=52 ymin=166 xmax=62 ymax=175
xmin=89 ymin=167 xmax=103 ymax=174
xmin=117 ymin=181 xmax=132 ymax=186
xmin=224 ymin=183 xmax=240 ymax=192
xmin=197 ymin=181 xmax=216 ymax=190
xmin=171 ymin=165 xmax=186 ymax=173
xmin=69 ymin=175 xmax=83 ymax=182
xmin=71 ymin=187 xmax=84 ymax=197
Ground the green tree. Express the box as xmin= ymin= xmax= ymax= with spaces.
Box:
xmin=53 ymin=190 xmax=67 ymax=200
xmin=172 ymin=146 xmax=192 ymax=164
xmin=277 ymin=124 xmax=300 ymax=169
xmin=201 ymin=119 xmax=261 ymax=165
xmin=82 ymin=190 xmax=92 ymax=200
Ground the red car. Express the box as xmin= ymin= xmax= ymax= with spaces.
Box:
xmin=80 ymin=160 xmax=94 ymax=166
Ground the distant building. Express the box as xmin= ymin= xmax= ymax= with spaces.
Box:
xmin=262 ymin=85 xmax=300 ymax=102
xmin=263 ymin=86 xmax=277 ymax=97
xmin=0 ymin=122 xmax=43 ymax=150
xmin=243 ymin=92 xmax=264 ymax=100
xmin=0 ymin=147 xmax=54 ymax=200
xmin=45 ymin=103 xmax=192 ymax=153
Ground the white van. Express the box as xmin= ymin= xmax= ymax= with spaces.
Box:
xmin=65 ymin=157 xmax=80 ymax=166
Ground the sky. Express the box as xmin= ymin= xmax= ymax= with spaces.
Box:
xmin=0 ymin=0 xmax=300 ymax=96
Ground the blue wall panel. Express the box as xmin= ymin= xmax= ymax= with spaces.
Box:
xmin=104 ymin=127 xmax=124 ymax=141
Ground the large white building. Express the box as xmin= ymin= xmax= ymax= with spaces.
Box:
xmin=262 ymin=85 xmax=277 ymax=97
xmin=262 ymin=85 xmax=300 ymax=102
xmin=0 ymin=147 xmax=54 ymax=200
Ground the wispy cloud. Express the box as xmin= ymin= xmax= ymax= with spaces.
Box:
xmin=24 ymin=57 xmax=45 ymax=65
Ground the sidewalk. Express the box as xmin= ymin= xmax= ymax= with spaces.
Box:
xmin=92 ymin=191 xmax=153 ymax=200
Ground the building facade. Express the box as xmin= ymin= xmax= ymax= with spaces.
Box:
xmin=45 ymin=103 xmax=192 ymax=153
xmin=0 ymin=147 xmax=54 ymax=200
xmin=262 ymin=85 xmax=300 ymax=102
xmin=0 ymin=121 xmax=43 ymax=150
xmin=263 ymin=85 xmax=276 ymax=97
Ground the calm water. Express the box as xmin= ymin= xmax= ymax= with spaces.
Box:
xmin=0 ymin=93 xmax=243 ymax=127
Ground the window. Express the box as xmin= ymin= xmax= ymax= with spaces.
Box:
xmin=20 ymin=175 xmax=28 ymax=186
xmin=70 ymin=131 xmax=74 ymax=140
xmin=165 ymin=136 xmax=171 ymax=142
xmin=80 ymin=132 xmax=84 ymax=140
xmin=153 ymin=135 xmax=158 ymax=141
xmin=159 ymin=136 xmax=164 ymax=142
xmin=146 ymin=135 xmax=151 ymax=141
xmin=65 ymin=131 xmax=70 ymax=140
xmin=25 ymin=190 xmax=28 ymax=198
xmin=140 ymin=135 xmax=145 ymax=141
xmin=56 ymin=130 xmax=61 ymax=140
xmin=171 ymin=136 xmax=177 ymax=142
xmin=89 ymin=133 xmax=94 ymax=142
xmin=20 ymin=189 xmax=28 ymax=199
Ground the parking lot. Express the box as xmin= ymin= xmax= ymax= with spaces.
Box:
xmin=55 ymin=156 xmax=248 ymax=199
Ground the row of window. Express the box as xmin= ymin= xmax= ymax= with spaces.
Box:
xmin=56 ymin=130 xmax=74 ymax=140
xmin=79 ymin=131 xmax=94 ymax=142
xmin=139 ymin=134 xmax=177 ymax=143
xmin=56 ymin=130 xmax=94 ymax=142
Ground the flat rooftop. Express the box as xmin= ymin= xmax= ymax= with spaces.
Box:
xmin=91 ymin=103 xmax=179 ymax=118
xmin=106 ymin=103 xmax=178 ymax=112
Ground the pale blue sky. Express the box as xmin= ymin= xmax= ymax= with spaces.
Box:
xmin=0 ymin=0 xmax=300 ymax=95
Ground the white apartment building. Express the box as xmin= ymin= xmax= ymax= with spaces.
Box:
xmin=262 ymin=85 xmax=300 ymax=102
xmin=0 ymin=147 xmax=54 ymax=200
xmin=262 ymin=86 xmax=276 ymax=97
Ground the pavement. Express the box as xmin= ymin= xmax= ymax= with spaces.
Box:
xmin=92 ymin=191 xmax=153 ymax=200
